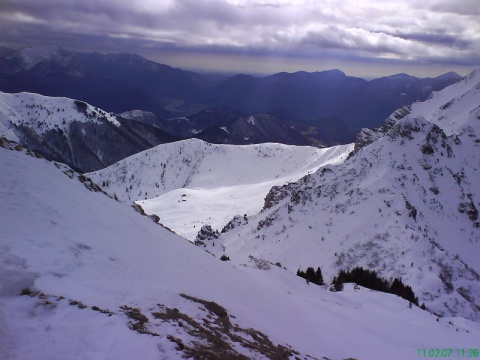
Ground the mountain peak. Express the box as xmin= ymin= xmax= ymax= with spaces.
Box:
xmin=390 ymin=72 xmax=416 ymax=78
xmin=19 ymin=45 xmax=66 ymax=69
xmin=434 ymin=71 xmax=461 ymax=80
xmin=321 ymin=68 xmax=346 ymax=76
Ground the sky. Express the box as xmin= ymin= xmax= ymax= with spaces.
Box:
xmin=0 ymin=0 xmax=479 ymax=78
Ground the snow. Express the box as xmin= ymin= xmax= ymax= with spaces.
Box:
xmin=1 ymin=66 xmax=479 ymax=358
xmin=118 ymin=109 xmax=155 ymax=119
xmin=0 ymin=91 xmax=121 ymax=138
xmin=0 ymin=116 xmax=18 ymax=142
xmin=1 ymin=144 xmax=479 ymax=359
xmin=198 ymin=70 xmax=480 ymax=321
xmin=410 ymin=70 xmax=480 ymax=136
xmin=89 ymin=139 xmax=353 ymax=240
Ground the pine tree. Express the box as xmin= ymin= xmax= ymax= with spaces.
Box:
xmin=332 ymin=268 xmax=419 ymax=305
xmin=297 ymin=266 xmax=324 ymax=286
xmin=315 ymin=267 xmax=324 ymax=286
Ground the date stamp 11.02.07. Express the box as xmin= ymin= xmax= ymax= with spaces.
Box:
xmin=417 ymin=348 xmax=479 ymax=358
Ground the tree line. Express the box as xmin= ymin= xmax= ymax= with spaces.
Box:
xmin=297 ymin=265 xmax=420 ymax=306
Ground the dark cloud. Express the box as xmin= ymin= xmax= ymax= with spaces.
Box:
xmin=0 ymin=0 xmax=478 ymax=76
xmin=394 ymin=32 xmax=471 ymax=50
xmin=425 ymin=0 xmax=480 ymax=16
xmin=300 ymin=27 xmax=407 ymax=56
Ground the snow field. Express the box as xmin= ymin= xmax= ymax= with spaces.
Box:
xmin=2 ymin=146 xmax=479 ymax=359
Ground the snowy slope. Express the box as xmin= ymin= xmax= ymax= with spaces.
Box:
xmin=0 ymin=91 xmax=120 ymax=134
xmin=410 ymin=70 xmax=480 ymax=136
xmin=0 ymin=91 xmax=175 ymax=172
xmin=204 ymin=71 xmax=480 ymax=321
xmin=89 ymin=139 xmax=353 ymax=239
xmin=1 ymin=139 xmax=480 ymax=360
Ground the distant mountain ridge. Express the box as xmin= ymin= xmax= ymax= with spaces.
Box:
xmin=0 ymin=46 xmax=461 ymax=137
xmin=0 ymin=46 xmax=195 ymax=116
xmin=195 ymin=113 xmax=311 ymax=146
xmin=161 ymin=108 xmax=312 ymax=146
xmin=208 ymin=69 xmax=462 ymax=129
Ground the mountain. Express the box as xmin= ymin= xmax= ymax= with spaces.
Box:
xmin=0 ymin=91 xmax=177 ymax=172
xmin=0 ymin=47 xmax=203 ymax=117
xmin=123 ymin=107 xmax=312 ymax=146
xmin=88 ymin=139 xmax=353 ymax=240
xmin=306 ymin=116 xmax=355 ymax=145
xmin=196 ymin=71 xmax=480 ymax=321
xmin=195 ymin=112 xmax=311 ymax=145
xmin=268 ymin=109 xmax=356 ymax=146
xmin=2 ymin=138 xmax=480 ymax=360
xmin=209 ymin=69 xmax=462 ymax=129
xmin=1 ymin=47 xmax=461 ymax=138
xmin=153 ymin=107 xmax=245 ymax=139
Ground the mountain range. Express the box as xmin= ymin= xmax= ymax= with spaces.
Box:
xmin=121 ymin=107 xmax=313 ymax=146
xmin=0 ymin=91 xmax=318 ymax=173
xmin=1 ymin=65 xmax=478 ymax=322
xmin=208 ymin=70 xmax=461 ymax=130
xmin=0 ymin=46 xmax=461 ymax=145
xmin=1 ymin=46 xmax=479 ymax=358
xmin=85 ymin=70 xmax=480 ymax=322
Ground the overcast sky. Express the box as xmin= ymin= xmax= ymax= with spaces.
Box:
xmin=1 ymin=0 xmax=479 ymax=78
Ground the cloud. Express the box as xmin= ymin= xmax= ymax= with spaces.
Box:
xmin=0 ymin=0 xmax=478 ymax=74
xmin=394 ymin=32 xmax=471 ymax=50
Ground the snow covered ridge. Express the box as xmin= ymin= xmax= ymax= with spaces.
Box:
xmin=204 ymin=70 xmax=480 ymax=321
xmin=2 ymin=141 xmax=480 ymax=360
xmin=88 ymin=138 xmax=353 ymax=239
xmin=0 ymin=91 xmax=175 ymax=172
xmin=0 ymin=91 xmax=120 ymax=139
xmin=410 ymin=69 xmax=480 ymax=136
xmin=351 ymin=69 xmax=480 ymax=156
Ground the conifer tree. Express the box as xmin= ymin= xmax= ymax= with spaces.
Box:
xmin=315 ymin=267 xmax=324 ymax=286
xmin=297 ymin=266 xmax=324 ymax=286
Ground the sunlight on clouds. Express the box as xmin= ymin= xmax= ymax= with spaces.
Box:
xmin=226 ymin=0 xmax=306 ymax=6
xmin=107 ymin=33 xmax=132 ymax=39
xmin=7 ymin=12 xmax=47 ymax=25
xmin=135 ymin=0 xmax=176 ymax=12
